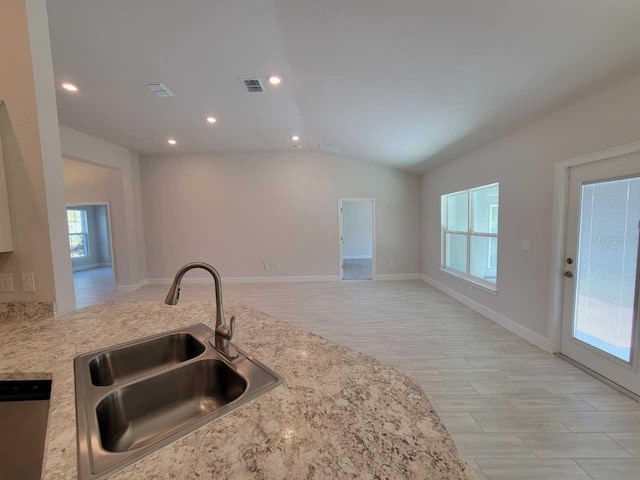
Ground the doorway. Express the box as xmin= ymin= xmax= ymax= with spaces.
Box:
xmin=560 ymin=152 xmax=640 ymax=396
xmin=338 ymin=198 xmax=375 ymax=280
xmin=66 ymin=203 xmax=116 ymax=308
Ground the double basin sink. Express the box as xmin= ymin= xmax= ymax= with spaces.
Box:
xmin=74 ymin=323 xmax=282 ymax=479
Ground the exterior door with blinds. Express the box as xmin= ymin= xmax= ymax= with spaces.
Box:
xmin=561 ymin=152 xmax=640 ymax=395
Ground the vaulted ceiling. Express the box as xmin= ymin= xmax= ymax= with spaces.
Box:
xmin=48 ymin=0 xmax=640 ymax=172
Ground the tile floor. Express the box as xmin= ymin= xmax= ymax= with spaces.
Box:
xmin=342 ymin=258 xmax=373 ymax=280
xmin=73 ymin=278 xmax=640 ymax=479
xmin=73 ymin=267 xmax=115 ymax=309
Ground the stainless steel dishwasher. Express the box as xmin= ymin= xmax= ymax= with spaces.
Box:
xmin=0 ymin=380 xmax=52 ymax=480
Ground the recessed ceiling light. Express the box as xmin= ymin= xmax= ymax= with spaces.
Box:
xmin=267 ymin=75 xmax=282 ymax=86
xmin=168 ymin=139 xmax=177 ymax=145
xmin=206 ymin=117 xmax=217 ymax=124
xmin=62 ymin=83 xmax=78 ymax=92
xmin=291 ymin=135 xmax=300 ymax=141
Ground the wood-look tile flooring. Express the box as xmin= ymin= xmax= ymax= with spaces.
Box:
xmin=74 ymin=278 xmax=640 ymax=479
xmin=73 ymin=267 xmax=116 ymax=309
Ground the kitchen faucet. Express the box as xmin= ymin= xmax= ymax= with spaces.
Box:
xmin=165 ymin=262 xmax=236 ymax=358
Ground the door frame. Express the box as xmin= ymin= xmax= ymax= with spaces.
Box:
xmin=338 ymin=198 xmax=376 ymax=280
xmin=549 ymin=140 xmax=640 ymax=353
xmin=66 ymin=202 xmax=117 ymax=289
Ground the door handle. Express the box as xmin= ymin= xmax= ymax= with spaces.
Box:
xmin=564 ymin=271 xmax=574 ymax=278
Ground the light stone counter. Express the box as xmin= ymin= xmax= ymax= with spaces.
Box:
xmin=0 ymin=301 xmax=472 ymax=479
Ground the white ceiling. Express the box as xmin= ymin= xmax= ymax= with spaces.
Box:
xmin=48 ymin=0 xmax=640 ymax=172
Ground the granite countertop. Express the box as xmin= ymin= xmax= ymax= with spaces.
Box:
xmin=0 ymin=301 xmax=472 ymax=479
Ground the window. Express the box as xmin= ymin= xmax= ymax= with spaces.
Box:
xmin=441 ymin=183 xmax=499 ymax=289
xmin=67 ymin=209 xmax=89 ymax=258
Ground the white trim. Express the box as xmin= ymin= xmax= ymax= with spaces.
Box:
xmin=338 ymin=198 xmax=376 ymax=280
xmin=72 ymin=262 xmax=112 ymax=272
xmin=116 ymin=279 xmax=149 ymax=292
xmin=422 ymin=274 xmax=552 ymax=352
xmin=548 ymin=139 xmax=640 ymax=353
xmin=147 ymin=275 xmax=341 ymax=285
xmin=374 ymin=273 xmax=422 ymax=281
xmin=439 ymin=267 xmax=498 ymax=294
xmin=343 ymin=255 xmax=373 ymax=260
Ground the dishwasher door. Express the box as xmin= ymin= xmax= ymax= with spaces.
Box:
xmin=0 ymin=380 xmax=52 ymax=480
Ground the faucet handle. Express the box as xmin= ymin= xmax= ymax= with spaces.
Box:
xmin=216 ymin=315 xmax=236 ymax=341
xmin=228 ymin=315 xmax=236 ymax=340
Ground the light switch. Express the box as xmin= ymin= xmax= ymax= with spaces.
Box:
xmin=0 ymin=273 xmax=14 ymax=292
xmin=522 ymin=240 xmax=532 ymax=252
xmin=22 ymin=273 xmax=36 ymax=292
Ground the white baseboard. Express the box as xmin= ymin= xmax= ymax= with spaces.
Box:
xmin=145 ymin=273 xmax=425 ymax=285
xmin=147 ymin=275 xmax=342 ymax=285
xmin=343 ymin=255 xmax=373 ymax=260
xmin=116 ymin=279 xmax=149 ymax=293
xmin=421 ymin=274 xmax=552 ymax=353
xmin=374 ymin=273 xmax=423 ymax=281
xmin=72 ymin=262 xmax=112 ymax=272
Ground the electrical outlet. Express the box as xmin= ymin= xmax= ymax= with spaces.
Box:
xmin=22 ymin=273 xmax=36 ymax=292
xmin=0 ymin=273 xmax=14 ymax=292
xmin=522 ymin=240 xmax=532 ymax=252
xmin=276 ymin=264 xmax=281 ymax=271
xmin=388 ymin=260 xmax=394 ymax=267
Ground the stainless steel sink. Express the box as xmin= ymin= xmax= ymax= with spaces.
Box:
xmin=74 ymin=324 xmax=282 ymax=479
xmin=96 ymin=359 xmax=247 ymax=452
xmin=89 ymin=333 xmax=205 ymax=386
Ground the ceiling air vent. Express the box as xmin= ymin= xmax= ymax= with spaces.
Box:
xmin=240 ymin=78 xmax=264 ymax=93
xmin=142 ymin=82 xmax=175 ymax=97
xmin=319 ymin=143 xmax=342 ymax=154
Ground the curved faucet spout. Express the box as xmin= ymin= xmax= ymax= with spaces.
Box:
xmin=165 ymin=262 xmax=224 ymax=307
xmin=165 ymin=262 xmax=235 ymax=357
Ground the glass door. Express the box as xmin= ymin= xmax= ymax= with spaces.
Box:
xmin=561 ymin=153 xmax=640 ymax=395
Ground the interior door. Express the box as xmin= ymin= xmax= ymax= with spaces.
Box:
xmin=561 ymin=152 xmax=640 ymax=395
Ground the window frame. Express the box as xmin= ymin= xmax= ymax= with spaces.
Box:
xmin=440 ymin=183 xmax=499 ymax=292
xmin=487 ymin=204 xmax=499 ymax=269
xmin=67 ymin=208 xmax=90 ymax=259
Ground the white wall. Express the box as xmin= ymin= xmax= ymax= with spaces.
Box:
xmin=342 ymin=200 xmax=373 ymax=259
xmin=60 ymin=127 xmax=147 ymax=289
xmin=26 ymin=0 xmax=75 ymax=314
xmin=422 ymin=68 xmax=640 ymax=345
xmin=0 ymin=124 xmax=13 ymax=253
xmin=141 ymin=150 xmax=421 ymax=280
xmin=0 ymin=0 xmax=73 ymax=313
xmin=63 ymin=158 xmax=127 ymax=283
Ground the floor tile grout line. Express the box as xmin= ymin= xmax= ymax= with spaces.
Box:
xmin=603 ymin=432 xmax=639 ymax=457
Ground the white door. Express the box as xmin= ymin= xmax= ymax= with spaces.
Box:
xmin=338 ymin=198 xmax=375 ymax=280
xmin=561 ymin=152 xmax=640 ymax=395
